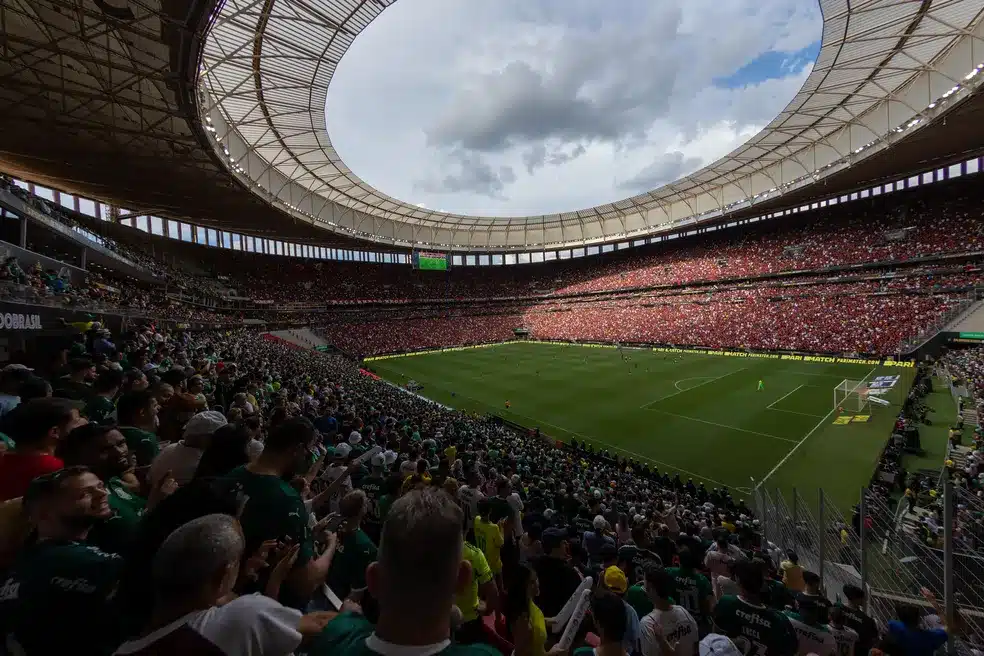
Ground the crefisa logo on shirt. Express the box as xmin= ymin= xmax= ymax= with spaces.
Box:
xmin=0 ymin=577 xmax=19 ymax=601
xmin=0 ymin=313 xmax=42 ymax=330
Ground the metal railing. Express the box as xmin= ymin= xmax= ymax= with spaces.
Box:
xmin=753 ymin=480 xmax=984 ymax=656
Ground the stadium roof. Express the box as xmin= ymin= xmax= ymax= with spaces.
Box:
xmin=199 ymin=0 xmax=984 ymax=249
xmin=2 ymin=0 xmax=984 ymax=252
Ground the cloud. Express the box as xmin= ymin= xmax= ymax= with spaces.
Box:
xmin=415 ymin=149 xmax=517 ymax=199
xmin=325 ymin=0 xmax=823 ymax=216
xmin=618 ymin=151 xmax=703 ymax=192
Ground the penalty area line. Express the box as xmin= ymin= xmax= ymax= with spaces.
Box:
xmin=754 ymin=366 xmax=877 ymax=492
xmin=641 ymin=367 xmax=747 ymax=408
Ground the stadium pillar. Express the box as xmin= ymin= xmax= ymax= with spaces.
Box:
xmin=943 ymin=476 xmax=955 ymax=656
xmin=80 ymin=247 xmax=87 ymax=270
xmin=18 ymin=215 xmax=27 ymax=248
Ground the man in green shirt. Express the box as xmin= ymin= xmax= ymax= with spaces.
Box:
xmin=223 ymin=416 xmax=338 ymax=610
xmin=326 ymin=489 xmax=378 ymax=600
xmin=0 ymin=467 xmax=124 ymax=656
xmin=358 ymin=453 xmax=389 ymax=542
xmin=714 ymin=560 xmax=798 ymax=656
xmin=116 ymin=389 xmax=161 ymax=467
xmin=59 ymin=423 xmax=174 ymax=555
xmin=310 ymin=489 xmax=498 ymax=656
xmin=666 ymin=546 xmax=714 ymax=633
xmin=83 ymin=368 xmax=122 ymax=424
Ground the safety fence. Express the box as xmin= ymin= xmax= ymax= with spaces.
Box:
xmin=753 ymin=480 xmax=984 ymax=656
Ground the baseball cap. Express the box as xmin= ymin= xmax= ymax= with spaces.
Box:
xmin=348 ymin=430 xmax=362 ymax=445
xmin=2 ymin=364 xmax=32 ymax=372
xmin=700 ymin=634 xmax=742 ymax=656
xmin=604 ymin=566 xmax=628 ymax=594
xmin=182 ymin=411 xmax=228 ymax=438
xmin=370 ymin=452 xmax=386 ymax=468
xmin=333 ymin=442 xmax=352 ymax=459
xmin=593 ymin=515 xmax=607 ymax=530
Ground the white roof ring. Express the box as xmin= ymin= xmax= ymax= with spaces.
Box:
xmin=199 ymin=0 xmax=984 ymax=251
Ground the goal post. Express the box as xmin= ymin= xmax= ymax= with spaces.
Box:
xmin=834 ymin=379 xmax=871 ymax=413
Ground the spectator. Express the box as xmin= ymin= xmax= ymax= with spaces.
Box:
xmin=113 ymin=514 xmax=335 ymax=655
xmin=54 ymin=357 xmax=96 ymax=400
xmin=193 ymin=422 xmax=253 ymax=479
xmin=533 ymin=527 xmax=582 ymax=617
xmin=116 ymin=390 xmax=161 ymax=467
xmin=603 ymin=565 xmax=643 ymax=655
xmin=0 ymin=397 xmax=86 ymax=501
xmin=780 ymin=550 xmax=805 ymax=593
xmin=310 ymin=489 xmax=500 ymax=655
xmin=0 ymin=364 xmax=32 ymax=418
xmin=324 ymin=489 xmax=378 ymax=601
xmin=640 ymin=566 xmax=699 ymax=656
xmin=886 ymin=600 xmax=949 ymax=656
xmin=150 ymin=410 xmax=227 ymax=485
xmin=0 ymin=467 xmax=122 ymax=656
xmin=714 ymin=560 xmax=798 ymax=656
xmin=85 ymin=368 xmax=123 ymax=424
xmin=837 ymin=585 xmax=879 ymax=656
xmin=223 ymin=416 xmax=338 ymax=609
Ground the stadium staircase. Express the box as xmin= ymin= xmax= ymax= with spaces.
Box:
xmin=946 ymin=299 xmax=984 ymax=333
xmin=266 ymin=328 xmax=328 ymax=351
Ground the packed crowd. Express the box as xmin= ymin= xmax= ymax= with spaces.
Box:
xmin=0 ymin=323 xmax=962 ymax=656
xmin=317 ymin=281 xmax=965 ymax=356
xmin=49 ymin=173 xmax=984 ymax=305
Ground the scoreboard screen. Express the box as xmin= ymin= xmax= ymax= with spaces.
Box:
xmin=412 ymin=251 xmax=449 ymax=271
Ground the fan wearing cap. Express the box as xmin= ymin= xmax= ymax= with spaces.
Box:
xmin=532 ymin=527 xmax=581 ymax=618
xmin=358 ymin=450 xmax=391 ymax=543
xmin=319 ymin=442 xmax=355 ymax=515
xmin=149 ymin=411 xmax=228 ymax=487
xmin=603 ymin=566 xmax=643 ymax=654
xmin=640 ymin=566 xmax=698 ymax=656
xmin=0 ymin=466 xmax=124 ymax=656
xmin=0 ymin=397 xmax=87 ymax=502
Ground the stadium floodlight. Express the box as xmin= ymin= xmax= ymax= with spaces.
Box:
xmin=834 ymin=379 xmax=870 ymax=413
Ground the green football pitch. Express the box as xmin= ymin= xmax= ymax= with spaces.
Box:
xmin=369 ymin=342 xmax=917 ymax=514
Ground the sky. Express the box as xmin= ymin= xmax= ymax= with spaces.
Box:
xmin=324 ymin=0 xmax=822 ymax=217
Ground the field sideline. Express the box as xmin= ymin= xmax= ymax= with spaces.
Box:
xmin=368 ymin=342 xmax=916 ymax=513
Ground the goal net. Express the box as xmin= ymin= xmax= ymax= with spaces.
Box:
xmin=834 ymin=379 xmax=870 ymax=413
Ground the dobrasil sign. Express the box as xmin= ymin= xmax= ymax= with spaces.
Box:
xmin=0 ymin=312 xmax=43 ymax=330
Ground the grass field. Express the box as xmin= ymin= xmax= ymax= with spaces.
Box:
xmin=369 ymin=342 xmax=919 ymax=514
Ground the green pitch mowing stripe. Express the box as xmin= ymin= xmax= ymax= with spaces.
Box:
xmin=369 ymin=342 xmax=913 ymax=513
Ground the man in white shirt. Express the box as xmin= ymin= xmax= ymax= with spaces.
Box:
xmin=640 ymin=567 xmax=699 ymax=656
xmin=320 ymin=443 xmax=353 ymax=514
xmin=785 ymin=600 xmax=837 ymax=656
xmin=826 ymin=606 xmax=859 ymax=656
xmin=114 ymin=514 xmax=334 ymax=656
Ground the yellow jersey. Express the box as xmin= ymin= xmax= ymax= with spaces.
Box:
xmin=473 ymin=516 xmax=504 ymax=574
xmin=455 ymin=542 xmax=493 ymax=622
